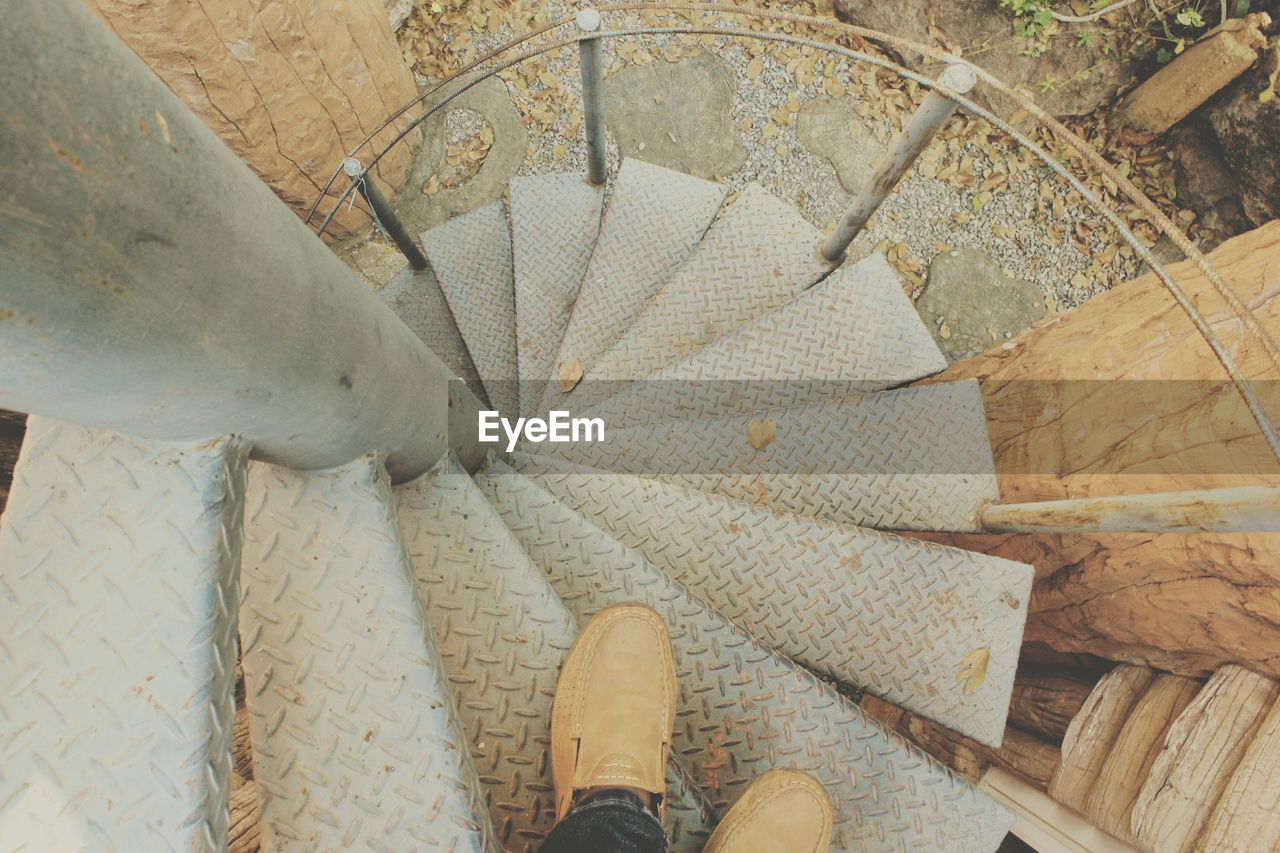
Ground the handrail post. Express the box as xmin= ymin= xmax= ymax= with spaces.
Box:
xmin=343 ymin=157 xmax=428 ymax=271
xmin=577 ymin=8 xmax=608 ymax=186
xmin=820 ymin=62 xmax=978 ymax=262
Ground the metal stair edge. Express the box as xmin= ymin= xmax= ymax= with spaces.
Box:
xmin=474 ymin=455 xmax=1014 ymax=852
xmin=240 ymin=454 xmax=496 ymax=851
xmin=537 ymin=158 xmax=728 ymax=415
xmin=580 ymin=251 xmax=951 ymax=428
xmin=533 ymin=380 xmax=1001 ymax=532
xmin=0 ymin=417 xmax=247 ymax=850
xmin=394 ymin=451 xmax=717 ymax=851
xmin=420 ymin=201 xmax=519 ymax=416
xmin=509 ymin=450 xmax=1032 ymax=748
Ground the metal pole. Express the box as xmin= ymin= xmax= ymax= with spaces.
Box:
xmin=820 ymin=62 xmax=978 ymax=262
xmin=980 ymin=486 xmax=1280 ymax=533
xmin=0 ymin=0 xmax=484 ymax=481
xmin=577 ymin=8 xmax=608 ymax=185
xmin=343 ymin=157 xmax=428 ymax=271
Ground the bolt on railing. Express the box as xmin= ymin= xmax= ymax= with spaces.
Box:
xmin=577 ymin=9 xmax=608 ymax=185
xmin=343 ymin=157 xmax=428 ymax=271
xmin=821 ymin=62 xmax=978 ymax=262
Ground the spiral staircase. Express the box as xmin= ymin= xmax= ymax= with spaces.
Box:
xmin=1 ymin=151 xmax=1038 ymax=852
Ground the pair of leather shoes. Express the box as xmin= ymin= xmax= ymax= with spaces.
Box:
xmin=552 ymin=604 xmax=833 ymax=852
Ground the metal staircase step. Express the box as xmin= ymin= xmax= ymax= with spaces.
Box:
xmin=539 ymin=158 xmax=726 ymax=414
xmin=510 ymin=451 xmax=1030 ymax=748
xmin=565 ymin=183 xmax=832 ymax=411
xmin=240 ymin=455 xmax=494 ymax=851
xmin=0 ymin=417 xmax=246 ymax=849
xmin=474 ymin=457 xmax=1014 ymax=852
xmin=420 ymin=202 xmax=518 ymax=415
xmin=537 ymin=381 xmax=1000 ymax=531
xmin=508 ymin=173 xmax=604 ymax=416
xmin=394 ymin=452 xmax=715 ymax=852
xmin=379 ymin=265 xmax=489 ymax=406
xmin=584 ymin=252 xmax=948 ymax=428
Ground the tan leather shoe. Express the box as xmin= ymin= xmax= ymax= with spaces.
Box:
xmin=703 ymin=768 xmax=833 ymax=853
xmin=551 ymin=604 xmax=677 ymax=821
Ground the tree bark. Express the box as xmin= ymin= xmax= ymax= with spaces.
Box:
xmin=84 ymin=0 xmax=420 ymax=239
xmin=1197 ymin=696 xmax=1280 ymax=852
xmin=913 ymin=222 xmax=1280 ymax=678
xmin=1131 ymin=665 xmax=1279 ymax=853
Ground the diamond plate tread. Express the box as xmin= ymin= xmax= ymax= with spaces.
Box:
xmin=240 ymin=456 xmax=494 ymax=851
xmin=395 ymin=453 xmax=716 ymax=852
xmin=379 ymin=264 xmax=489 ymax=406
xmin=564 ymin=183 xmax=832 ymax=412
xmin=508 ymin=451 xmax=1031 ymax=747
xmin=508 ymin=173 xmax=604 ymax=417
xmin=538 ymin=158 xmax=727 ymax=414
xmin=474 ymin=458 xmax=1013 ymax=852
xmin=421 ymin=202 xmax=518 ymax=415
xmin=537 ymin=381 xmax=1000 ymax=531
xmin=0 ymin=417 xmax=246 ymax=851
xmin=585 ymin=253 xmax=949 ymax=428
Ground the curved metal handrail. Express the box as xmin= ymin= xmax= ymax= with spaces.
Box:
xmin=308 ymin=5 xmax=1280 ymax=462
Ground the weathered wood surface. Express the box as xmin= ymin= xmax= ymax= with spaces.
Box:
xmin=1131 ymin=665 xmax=1279 ymax=853
xmin=1009 ymin=671 xmax=1096 ymax=744
xmin=1049 ymin=665 xmax=1156 ymax=812
xmin=232 ymin=704 xmax=254 ymax=784
xmin=229 ymin=781 xmax=261 ymax=853
xmin=915 ymin=223 xmax=1280 ymax=678
xmin=85 ymin=0 xmax=420 ymax=239
xmin=860 ymin=694 xmax=1060 ymax=790
xmin=1113 ymin=13 xmax=1270 ymax=143
xmin=1196 ymin=696 xmax=1280 ymax=852
xmin=1084 ymin=674 xmax=1202 ymax=843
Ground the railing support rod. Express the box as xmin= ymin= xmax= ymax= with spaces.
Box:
xmin=820 ymin=62 xmax=977 ymax=262
xmin=577 ymin=9 xmax=608 ymax=185
xmin=980 ymin=486 xmax=1280 ymax=533
xmin=343 ymin=158 xmax=428 ymax=271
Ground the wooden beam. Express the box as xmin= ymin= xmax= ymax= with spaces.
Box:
xmin=914 ymin=222 xmax=1280 ymax=678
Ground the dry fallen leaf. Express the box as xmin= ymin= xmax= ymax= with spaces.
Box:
xmin=957 ymin=647 xmax=990 ymax=695
xmin=558 ymin=359 xmax=584 ymax=392
xmin=745 ymin=419 xmax=776 ymax=451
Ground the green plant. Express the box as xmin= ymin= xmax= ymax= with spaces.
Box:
xmin=1174 ymin=8 xmax=1205 ymax=26
xmin=1000 ymin=0 xmax=1060 ymax=57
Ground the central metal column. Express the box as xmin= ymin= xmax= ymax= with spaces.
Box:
xmin=0 ymin=0 xmax=484 ymax=481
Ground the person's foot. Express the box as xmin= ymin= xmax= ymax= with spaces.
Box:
xmin=551 ymin=604 xmax=677 ymax=821
xmin=703 ymin=768 xmax=833 ymax=853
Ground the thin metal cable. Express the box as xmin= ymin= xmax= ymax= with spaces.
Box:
xmin=309 ymin=14 xmax=1280 ymax=460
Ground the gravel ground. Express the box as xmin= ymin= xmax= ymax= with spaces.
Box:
xmin=379 ymin=3 xmax=1160 ymax=310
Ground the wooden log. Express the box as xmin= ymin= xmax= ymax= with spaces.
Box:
xmin=1009 ymin=670 xmax=1097 ymax=744
xmin=0 ymin=410 xmax=26 ymax=515
xmin=1113 ymin=13 xmax=1270 ymax=144
xmin=861 ymin=694 xmax=1060 ymax=789
xmin=232 ymin=704 xmax=254 ymax=784
xmin=84 ymin=0 xmax=420 ymax=240
xmin=228 ymin=781 xmax=261 ymax=853
xmin=1085 ymin=674 xmax=1203 ymax=844
xmin=913 ymin=222 xmax=1280 ymax=678
xmin=1049 ymin=665 xmax=1156 ymax=812
xmin=1196 ymin=695 xmax=1280 ymax=851
xmin=1131 ymin=665 xmax=1279 ymax=853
